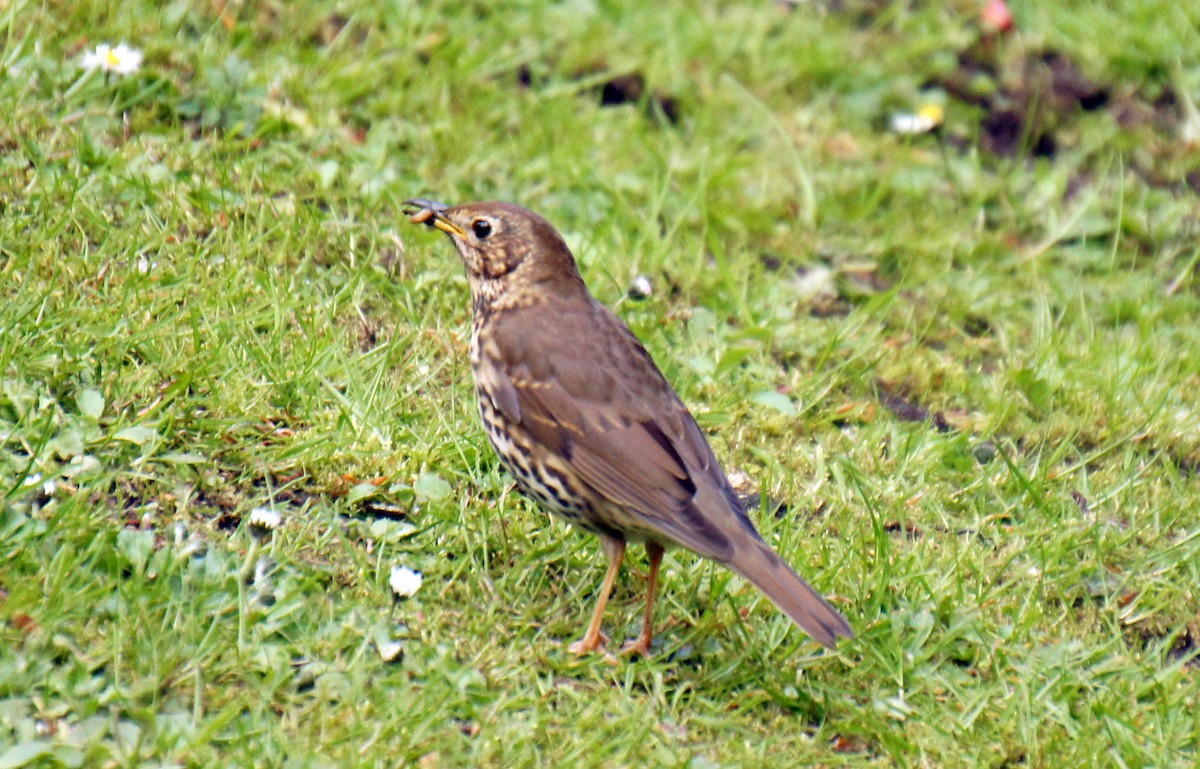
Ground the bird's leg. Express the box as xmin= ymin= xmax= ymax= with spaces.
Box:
xmin=568 ymin=535 xmax=624 ymax=655
xmin=622 ymin=541 xmax=664 ymax=657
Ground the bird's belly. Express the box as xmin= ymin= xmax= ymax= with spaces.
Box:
xmin=477 ymin=398 xmax=590 ymax=513
xmin=475 ymin=400 xmax=628 ymax=537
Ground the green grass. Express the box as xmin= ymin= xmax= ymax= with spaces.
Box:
xmin=3 ymin=0 xmax=1199 ymax=765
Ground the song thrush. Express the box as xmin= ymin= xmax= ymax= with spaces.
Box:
xmin=403 ymin=198 xmax=853 ymax=655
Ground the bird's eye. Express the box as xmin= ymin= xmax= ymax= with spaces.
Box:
xmin=471 ymin=219 xmax=493 ymax=239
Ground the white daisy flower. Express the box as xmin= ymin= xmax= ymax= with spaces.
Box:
xmin=23 ymin=473 xmax=57 ymax=497
xmin=627 ymin=275 xmax=654 ymax=300
xmin=389 ymin=565 xmax=423 ymax=599
xmin=248 ymin=506 xmax=283 ymax=531
xmin=378 ymin=639 xmax=404 ymax=662
xmin=891 ymin=104 xmax=944 ymax=135
xmin=80 ymin=43 xmax=143 ymax=76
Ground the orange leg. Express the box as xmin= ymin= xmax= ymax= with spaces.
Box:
xmin=567 ymin=535 xmax=625 ymax=655
xmin=622 ymin=542 xmax=664 ymax=656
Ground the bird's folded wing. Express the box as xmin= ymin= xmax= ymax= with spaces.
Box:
xmin=505 ymin=364 xmax=739 ymax=561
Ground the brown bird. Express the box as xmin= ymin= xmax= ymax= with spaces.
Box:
xmin=403 ymin=198 xmax=853 ymax=655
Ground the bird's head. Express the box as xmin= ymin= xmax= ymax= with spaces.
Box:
xmin=403 ymin=199 xmax=583 ymax=308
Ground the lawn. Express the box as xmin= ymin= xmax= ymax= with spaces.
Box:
xmin=2 ymin=0 xmax=1199 ymax=766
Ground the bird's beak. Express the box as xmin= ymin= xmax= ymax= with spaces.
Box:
xmin=403 ymin=198 xmax=466 ymax=238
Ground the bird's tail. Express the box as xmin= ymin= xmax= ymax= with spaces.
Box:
xmin=728 ymin=539 xmax=854 ymax=649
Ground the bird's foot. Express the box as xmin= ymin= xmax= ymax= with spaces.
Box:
xmin=620 ymin=636 xmax=653 ymax=658
xmin=567 ymin=630 xmax=610 ymax=656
